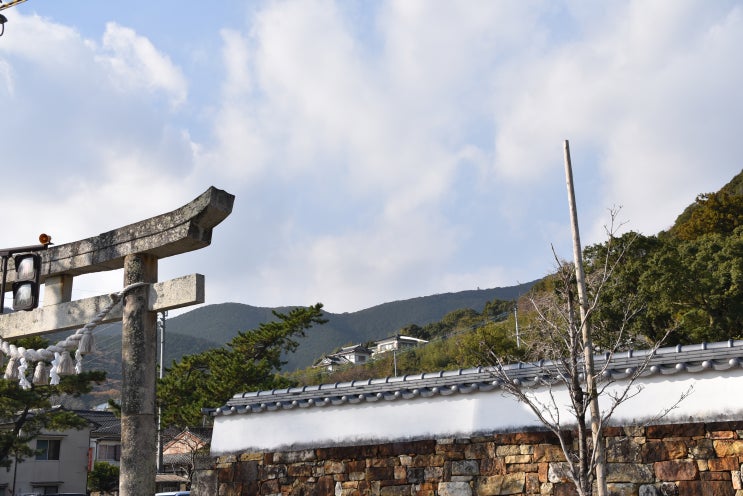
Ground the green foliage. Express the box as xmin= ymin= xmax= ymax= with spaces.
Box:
xmin=0 ymin=336 xmax=106 ymax=469
xmin=158 ymin=304 xmax=327 ymax=429
xmin=456 ymin=321 xmax=524 ymax=367
xmin=88 ymin=461 xmax=120 ymax=493
xmin=640 ymin=228 xmax=743 ymax=343
xmin=671 ymin=191 xmax=743 ymax=241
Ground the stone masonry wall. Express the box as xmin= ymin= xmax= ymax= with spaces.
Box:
xmin=195 ymin=420 xmax=743 ymax=496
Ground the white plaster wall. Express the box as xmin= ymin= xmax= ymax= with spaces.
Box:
xmin=211 ymin=368 xmax=743 ymax=455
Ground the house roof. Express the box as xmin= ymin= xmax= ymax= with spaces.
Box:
xmin=207 ymin=339 xmax=743 ymax=418
xmin=74 ymin=409 xmax=121 ymax=437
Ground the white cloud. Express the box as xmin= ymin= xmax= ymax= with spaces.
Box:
xmin=97 ymin=23 xmax=188 ymax=108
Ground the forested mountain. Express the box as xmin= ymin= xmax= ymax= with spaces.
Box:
xmin=73 ymin=281 xmax=535 ymax=387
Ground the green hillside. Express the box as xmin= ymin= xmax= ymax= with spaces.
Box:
xmin=164 ymin=282 xmax=535 ymax=371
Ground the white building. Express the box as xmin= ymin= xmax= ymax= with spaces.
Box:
xmin=0 ymin=424 xmax=91 ymax=496
xmin=0 ymin=409 xmax=121 ymax=496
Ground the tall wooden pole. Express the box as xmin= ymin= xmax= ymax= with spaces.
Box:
xmin=563 ymin=140 xmax=607 ymax=496
xmin=120 ymin=253 xmax=158 ymax=496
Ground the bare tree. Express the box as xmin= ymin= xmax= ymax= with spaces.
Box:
xmin=485 ymin=210 xmax=680 ymax=496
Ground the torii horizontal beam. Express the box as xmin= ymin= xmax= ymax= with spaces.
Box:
xmin=2 ymin=186 xmax=235 ymax=286
xmin=0 ymin=273 xmax=204 ymax=339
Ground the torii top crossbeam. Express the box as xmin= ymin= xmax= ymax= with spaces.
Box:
xmin=0 ymin=186 xmax=235 ymax=339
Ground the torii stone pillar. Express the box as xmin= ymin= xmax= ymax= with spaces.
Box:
xmin=0 ymin=186 xmax=234 ymax=496
xmin=121 ymin=253 xmax=158 ymax=495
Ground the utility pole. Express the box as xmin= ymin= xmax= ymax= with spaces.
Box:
xmin=157 ymin=310 xmax=167 ymax=474
xmin=563 ymin=140 xmax=607 ymax=496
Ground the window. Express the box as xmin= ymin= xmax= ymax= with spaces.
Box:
xmin=98 ymin=443 xmax=121 ymax=461
xmin=36 ymin=439 xmax=61 ymax=460
xmin=32 ymin=485 xmax=59 ymax=494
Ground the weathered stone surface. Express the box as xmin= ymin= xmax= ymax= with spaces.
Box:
xmin=654 ymin=460 xmax=700 ymax=481
xmin=688 ymin=438 xmax=716 ymax=459
xmin=533 ymin=444 xmax=565 ymax=462
xmin=439 ymin=481 xmax=473 ymax=496
xmin=639 ymin=484 xmax=659 ymax=496
xmin=607 ymin=436 xmax=643 ymax=463
xmin=608 ymin=483 xmax=639 ymax=496
xmin=274 ymin=449 xmax=316 ymax=463
xmin=677 ymin=480 xmax=734 ymax=496
xmin=715 ymin=440 xmax=743 ymax=457
xmin=708 ymin=457 xmax=739 ymax=472
xmin=659 ymin=482 xmax=679 ymax=496
xmin=548 ymin=462 xmax=572 ymax=483
xmin=552 ymin=482 xmax=579 ymax=496
xmin=204 ymin=421 xmax=743 ymax=495
xmin=504 ymin=454 xmax=531 ymax=464
xmin=452 ymin=460 xmax=480 ymax=476
xmin=647 ymin=423 xmax=706 ymax=439
xmin=476 ymin=473 xmax=525 ymax=495
xmin=606 ymin=463 xmax=654 ymax=483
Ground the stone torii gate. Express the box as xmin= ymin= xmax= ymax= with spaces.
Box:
xmin=0 ymin=186 xmax=234 ymax=496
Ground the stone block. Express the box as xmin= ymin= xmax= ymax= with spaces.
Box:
xmin=654 ymin=460 xmax=700 ymax=481
xmin=323 ymin=460 xmax=346 ymax=474
xmin=606 ymin=463 xmax=654 ymax=483
xmin=548 ymin=462 xmax=572 ymax=483
xmin=475 ymin=473 xmax=525 ymax=495
xmin=701 ymin=471 xmax=732 ymax=481
xmin=607 ymin=483 xmax=639 ymax=496
xmin=425 ymin=466 xmax=444 ymax=481
xmin=709 ymin=457 xmax=739 ymax=472
xmin=495 ymin=445 xmax=521 ymax=457
xmin=505 ymin=463 xmax=538 ymax=474
xmin=493 ymin=431 xmax=561 ymax=445
xmin=239 ymin=452 xmax=265 ymax=462
xmin=733 ymin=470 xmax=742 ymax=490
xmin=234 ymin=461 xmax=259 ymax=483
xmin=607 ymin=436 xmax=642 ymax=463
xmin=688 ymin=438 xmax=716 ymax=459
xmin=659 ymin=482 xmax=679 ymax=496
xmin=639 ymin=484 xmax=659 ymax=496
xmin=525 ymin=473 xmax=540 ymax=494
xmin=273 ymin=449 xmax=315 ymax=463
xmin=379 ymin=440 xmax=436 ymax=456
xmin=624 ymin=426 xmax=646 ymax=437
xmin=366 ymin=466 xmax=394 ymax=480
xmin=439 ymin=481 xmax=473 ymax=496
xmin=533 ymin=444 xmax=565 ymax=462
xmin=453 ymin=460 xmax=481 ymax=476
xmin=380 ymin=485 xmax=414 ymax=496
xmin=710 ymin=431 xmax=737 ymax=440
xmin=677 ymin=480 xmax=734 ymax=496
xmin=646 ymin=423 xmax=705 ymax=439
xmin=642 ymin=440 xmax=687 ymax=462
xmin=407 ymin=467 xmax=425 ymax=484
xmin=466 ymin=443 xmax=494 ymax=460
xmin=505 ymin=454 xmax=531 ymax=464
xmin=552 ymin=482 xmax=579 ymax=496
xmin=480 ymin=457 xmax=505 ymax=476
xmin=715 ymin=440 xmax=743 ymax=457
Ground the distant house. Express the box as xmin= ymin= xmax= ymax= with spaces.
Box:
xmin=158 ymin=427 xmax=212 ymax=492
xmin=0 ymin=407 xmax=121 ymax=496
xmin=77 ymin=409 xmax=122 ymax=468
xmin=313 ymin=344 xmax=372 ymax=371
xmin=371 ymin=334 xmax=428 ymax=357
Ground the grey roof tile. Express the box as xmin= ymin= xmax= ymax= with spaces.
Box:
xmin=208 ymin=339 xmax=743 ymax=417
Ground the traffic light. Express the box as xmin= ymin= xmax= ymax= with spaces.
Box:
xmin=12 ymin=253 xmax=41 ymax=311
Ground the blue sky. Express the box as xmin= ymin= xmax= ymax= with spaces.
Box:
xmin=1 ymin=1 xmax=742 ymax=314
